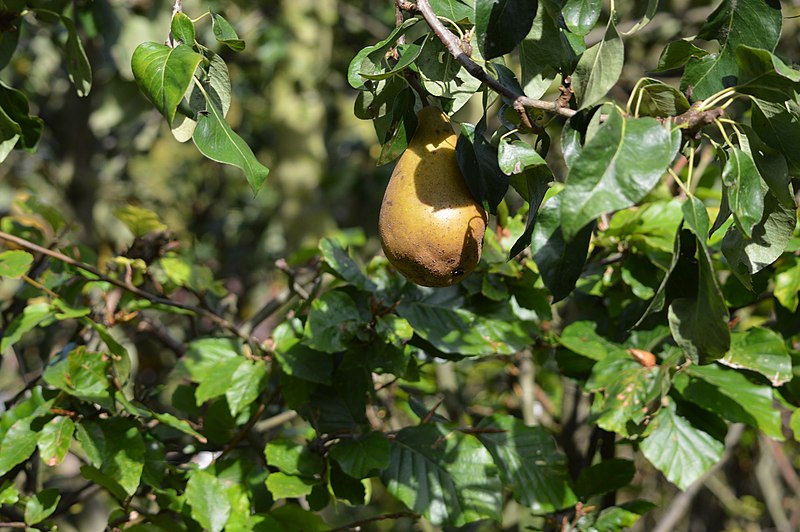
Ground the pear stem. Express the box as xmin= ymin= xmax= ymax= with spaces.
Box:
xmin=411 ymin=0 xmax=577 ymax=119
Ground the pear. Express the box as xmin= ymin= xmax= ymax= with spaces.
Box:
xmin=379 ymin=106 xmax=488 ymax=287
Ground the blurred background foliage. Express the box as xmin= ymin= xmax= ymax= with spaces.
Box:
xmin=2 ymin=0 xmax=800 ymax=530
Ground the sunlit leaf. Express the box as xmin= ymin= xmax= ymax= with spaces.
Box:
xmin=131 ymin=42 xmax=202 ymax=124
xmin=187 ymin=469 xmax=231 ymax=532
xmin=572 ymin=20 xmax=623 ymax=110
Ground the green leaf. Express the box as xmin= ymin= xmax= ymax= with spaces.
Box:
xmin=1 ymin=301 xmax=53 ymax=354
xmin=273 ymin=320 xmax=333 ymax=385
xmin=474 ymin=0 xmax=538 ymax=60
xmin=721 ymin=148 xmax=765 ymax=238
xmin=210 ymin=12 xmax=245 ymax=51
xmin=193 ymin=90 xmax=269 ymax=194
xmin=360 ymin=40 xmax=425 ymax=82
xmin=268 ymin=505 xmax=328 ymax=531
xmin=593 ymin=500 xmax=657 ymax=530
xmin=654 ymin=40 xmax=708 ymax=72
xmin=265 ymin=439 xmax=324 ymax=477
xmin=225 ymin=359 xmax=268 ymax=417
xmin=303 ymin=291 xmax=365 ymax=353
xmin=532 ymin=191 xmax=593 ymax=301
xmin=0 ymin=419 xmax=41 ymax=476
xmin=266 ymin=472 xmax=317 ymax=499
xmin=195 ymin=357 xmax=245 ymax=405
xmin=640 ymin=400 xmax=724 ymax=490
xmin=520 ymin=7 xmax=578 ymax=98
xmin=559 ymin=320 xmax=619 ymax=361
xmin=720 ymin=327 xmax=792 ymax=386
xmin=509 ymin=166 xmax=553 ymax=258
xmin=0 ymin=480 xmax=19 ymax=505
xmin=382 ymin=423 xmax=502 ymax=526
xmin=735 ymin=45 xmax=800 ymax=102
xmin=170 ymin=11 xmax=196 ymax=45
xmin=318 ymin=237 xmax=376 ymax=292
xmin=677 ymin=364 xmax=782 ymax=439
xmin=79 ymin=464 xmax=128 ymax=501
xmin=680 ymin=0 xmax=782 ymax=100
xmin=150 ymin=411 xmax=207 ymax=443
xmin=186 ymin=469 xmax=231 ymax=532
xmin=61 ymin=16 xmax=92 ymax=97
xmin=429 ymin=0 xmax=474 ymax=23
xmin=37 ymin=415 xmax=75 ymax=467
xmin=575 ymin=459 xmax=635 ymax=499
xmin=668 ymin=199 xmax=730 ymax=364
xmin=791 ymin=409 xmax=800 ymax=442
xmin=181 ymin=337 xmax=242 ymax=382
xmin=751 ymin=98 xmax=800 ymax=174
xmin=0 ymin=249 xmax=33 ymax=277
xmin=376 ymin=86 xmax=417 ymax=165
xmin=89 ymin=418 xmax=145 ymax=496
xmin=329 ymin=432 xmax=391 ymax=478
xmin=398 ymin=288 xmax=531 ymax=356
xmin=476 ymin=415 xmax=577 ymax=513
xmin=114 ymin=205 xmax=167 ymax=237
xmin=571 ymin=20 xmax=624 ymax=110
xmin=347 ymin=18 xmax=419 ymax=89
xmin=24 ymin=488 xmax=60 ymax=525
xmin=131 ymin=42 xmax=203 ymax=125
xmin=560 ymin=108 xmax=680 ymax=240
xmin=562 ymin=0 xmax=601 ymax=36
xmin=43 ymin=346 xmax=112 ymax=406
xmin=0 ymin=82 xmax=43 ymax=153
xmin=774 ymin=257 xmax=800 ymax=312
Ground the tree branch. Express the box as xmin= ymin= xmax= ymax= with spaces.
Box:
xmin=0 ymin=231 xmax=254 ymax=345
xmin=412 ymin=0 xmax=576 ymax=118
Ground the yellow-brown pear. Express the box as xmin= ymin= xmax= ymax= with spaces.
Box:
xmin=379 ymin=106 xmax=488 ymax=287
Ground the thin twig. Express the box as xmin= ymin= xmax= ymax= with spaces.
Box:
xmin=412 ymin=0 xmax=576 ymax=118
xmin=328 ymin=511 xmax=421 ymax=531
xmin=0 ymin=231 xmax=253 ymax=344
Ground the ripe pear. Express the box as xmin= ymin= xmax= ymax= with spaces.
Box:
xmin=379 ymin=106 xmax=488 ymax=287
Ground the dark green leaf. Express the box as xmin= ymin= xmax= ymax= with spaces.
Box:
xmin=560 ymin=109 xmax=680 ymax=240
xmin=268 ymin=505 xmax=328 ymax=531
xmin=382 ymin=423 xmax=502 ymax=526
xmin=721 ymin=191 xmax=796 ymax=284
xmin=680 ymin=0 xmax=782 ymax=100
xmin=398 ymin=288 xmax=531 ymax=355
xmin=42 ymin=346 xmax=113 ymax=406
xmin=722 ymin=148 xmax=765 ymax=238
xmin=532 ymin=192 xmax=593 ymax=302
xmin=131 ymin=42 xmax=203 ymax=124
xmin=24 ymin=488 xmax=60 ymax=525
xmin=509 ymin=166 xmax=553 ymax=258
xmin=319 ymin=237 xmax=377 ymax=291
xmin=456 ymin=121 xmax=508 ymax=214
xmin=303 ymin=291 xmax=366 ymax=353
xmin=61 ymin=16 xmax=92 ymax=97
xmin=187 ymin=469 xmax=231 ymax=532
xmin=559 ymin=320 xmax=619 ymax=361
xmin=376 ymin=87 xmax=417 ymax=166
xmin=0 ymin=249 xmax=32 ymax=277
xmin=575 ymin=459 xmax=635 ymax=499
xmin=751 ymin=98 xmax=800 ymax=174
xmin=329 ymin=432 xmax=391 ymax=478
xmin=640 ymin=400 xmax=724 ymax=490
xmin=0 ymin=24 xmax=19 ymax=71
xmin=0 ymin=416 xmax=43 ymax=476
xmin=273 ymin=320 xmax=333 ymax=385
xmin=476 ymin=415 xmax=577 ymax=513
xmin=735 ymin=45 xmax=800 ymax=102
xmin=37 ymin=416 xmax=75 ymax=467
xmin=720 ymin=327 xmax=791 ymax=386
xmin=621 ymin=0 xmax=658 ymax=35
xmin=498 ymin=138 xmax=547 ymax=176
xmin=654 ymin=40 xmax=708 ymax=72
xmin=571 ymin=20 xmax=624 ymax=110
xmin=593 ymin=500 xmax=657 ymax=530
xmin=520 ymin=7 xmax=578 ymax=97
xmin=211 ymin=12 xmax=245 ymax=51
xmin=360 ymin=41 xmax=424 ymax=81
xmin=170 ymin=11 xmax=195 ymax=45
xmin=475 ymin=0 xmax=538 ymax=60
xmin=79 ymin=464 xmax=128 ymax=501
xmin=91 ymin=418 xmax=145 ymax=496
xmin=0 ymin=81 xmax=43 ymax=152
xmin=193 ymin=93 xmax=269 ymax=194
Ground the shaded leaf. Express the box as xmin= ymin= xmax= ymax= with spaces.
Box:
xmin=382 ymin=423 xmax=502 ymax=526
xmin=633 ymin=78 xmax=691 ymax=118
xmin=575 ymin=459 xmax=635 ymax=499
xmin=457 ymin=121 xmax=508 ymax=214
xmin=211 ymin=12 xmax=245 ymax=51
xmin=273 ymin=320 xmax=333 ymax=385
xmin=476 ymin=415 xmax=577 ymax=513
xmin=329 ymin=432 xmax=391 ymax=478
xmin=562 ymin=0 xmax=601 ymax=36
xmin=721 ymin=148 xmax=765 ymax=238
xmin=62 ymin=16 xmax=92 ymax=97
xmin=319 ymin=237 xmax=376 ymax=292
xmin=265 ymin=439 xmax=324 ymax=477
xmin=520 ymin=7 xmax=578 ymax=97
xmin=347 ymin=18 xmax=419 ymax=89
xmin=654 ymin=40 xmax=708 ymax=72
xmin=735 ymin=45 xmax=800 ymax=102
xmin=303 ymin=291 xmax=366 ymax=353
xmin=37 ymin=416 xmax=75 ymax=467
xmin=429 ymin=0 xmax=474 ymax=23
xmin=24 ymin=488 xmax=60 ymax=526
xmin=594 ymin=500 xmax=657 ymax=530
